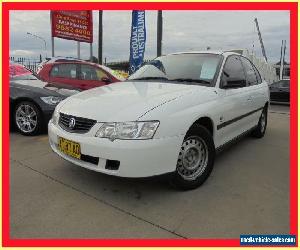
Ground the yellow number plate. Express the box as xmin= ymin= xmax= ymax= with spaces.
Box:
xmin=58 ymin=137 xmax=81 ymax=159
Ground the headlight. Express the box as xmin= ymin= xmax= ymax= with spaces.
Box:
xmin=40 ymin=96 xmax=64 ymax=105
xmin=52 ymin=108 xmax=59 ymax=125
xmin=95 ymin=121 xmax=159 ymax=141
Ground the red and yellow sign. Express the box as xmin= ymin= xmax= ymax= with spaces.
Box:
xmin=51 ymin=10 xmax=93 ymax=43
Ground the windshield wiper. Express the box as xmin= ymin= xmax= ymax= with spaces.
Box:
xmin=130 ymin=76 xmax=169 ymax=81
xmin=170 ymin=78 xmax=211 ymax=84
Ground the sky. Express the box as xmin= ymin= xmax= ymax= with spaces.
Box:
xmin=10 ymin=10 xmax=290 ymax=63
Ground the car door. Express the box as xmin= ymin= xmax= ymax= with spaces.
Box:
xmin=77 ymin=64 xmax=111 ymax=90
xmin=216 ymin=55 xmax=253 ymax=146
xmin=278 ymin=80 xmax=290 ymax=102
xmin=269 ymin=82 xmax=280 ymax=101
xmin=240 ymin=56 xmax=265 ymax=127
xmin=48 ymin=63 xmax=82 ymax=89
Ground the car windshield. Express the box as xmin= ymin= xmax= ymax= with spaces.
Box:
xmin=10 ymin=64 xmax=38 ymax=80
xmin=128 ymin=53 xmax=222 ymax=85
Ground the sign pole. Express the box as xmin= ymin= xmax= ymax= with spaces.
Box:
xmin=90 ymin=43 xmax=93 ymax=62
xmin=50 ymin=11 xmax=54 ymax=57
xmin=51 ymin=37 xmax=55 ymax=57
xmin=98 ymin=11 xmax=103 ymax=65
xmin=157 ymin=10 xmax=163 ymax=57
xmin=77 ymin=41 xmax=80 ymax=59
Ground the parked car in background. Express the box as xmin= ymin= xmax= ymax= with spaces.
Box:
xmin=36 ymin=56 xmax=85 ymax=73
xmin=37 ymin=59 xmax=124 ymax=90
xmin=9 ymin=62 xmax=37 ymax=78
xmin=269 ymin=79 xmax=290 ymax=103
xmin=112 ymin=69 xmax=129 ymax=80
xmin=10 ymin=63 xmax=79 ymax=136
xmin=48 ymin=51 xmax=269 ymax=190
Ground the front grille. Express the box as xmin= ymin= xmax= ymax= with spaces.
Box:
xmin=59 ymin=113 xmax=97 ymax=133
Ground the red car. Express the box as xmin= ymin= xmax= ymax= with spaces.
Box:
xmin=37 ymin=59 xmax=123 ymax=90
xmin=9 ymin=62 xmax=32 ymax=78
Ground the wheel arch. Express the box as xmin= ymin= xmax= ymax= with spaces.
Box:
xmin=264 ymin=101 xmax=269 ymax=109
xmin=188 ymin=116 xmax=215 ymax=137
xmin=12 ymin=97 xmax=43 ymax=117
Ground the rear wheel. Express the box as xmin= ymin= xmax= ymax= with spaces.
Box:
xmin=170 ymin=124 xmax=215 ymax=190
xmin=251 ymin=106 xmax=268 ymax=138
xmin=14 ymin=101 xmax=43 ymax=136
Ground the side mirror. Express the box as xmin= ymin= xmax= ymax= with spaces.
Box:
xmin=101 ymin=77 xmax=112 ymax=84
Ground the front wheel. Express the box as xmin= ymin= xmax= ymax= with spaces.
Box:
xmin=170 ymin=124 xmax=215 ymax=190
xmin=14 ymin=101 xmax=43 ymax=136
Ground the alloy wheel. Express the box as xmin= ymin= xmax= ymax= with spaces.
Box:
xmin=15 ymin=104 xmax=38 ymax=133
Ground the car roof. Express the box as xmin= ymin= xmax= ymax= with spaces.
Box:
xmin=50 ymin=60 xmax=112 ymax=69
xmin=51 ymin=59 xmax=86 ymax=64
xmin=50 ymin=60 xmax=98 ymax=66
xmin=169 ymin=50 xmax=240 ymax=56
xmin=45 ymin=56 xmax=85 ymax=63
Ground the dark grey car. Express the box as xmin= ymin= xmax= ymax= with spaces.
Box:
xmin=10 ymin=72 xmax=79 ymax=135
xmin=269 ymin=79 xmax=290 ymax=103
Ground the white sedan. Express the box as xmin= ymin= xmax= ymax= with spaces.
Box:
xmin=48 ymin=51 xmax=269 ymax=189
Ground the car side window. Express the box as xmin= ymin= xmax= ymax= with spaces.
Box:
xmin=252 ymin=64 xmax=262 ymax=84
xmin=95 ymin=67 xmax=109 ymax=80
xmin=240 ymin=57 xmax=258 ymax=86
xmin=50 ymin=64 xmax=77 ymax=79
xmin=221 ymin=55 xmax=247 ymax=88
xmin=80 ymin=65 xmax=109 ymax=81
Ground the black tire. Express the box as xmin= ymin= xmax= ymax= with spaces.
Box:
xmin=170 ymin=124 xmax=215 ymax=190
xmin=251 ymin=106 xmax=268 ymax=138
xmin=14 ymin=101 xmax=43 ymax=136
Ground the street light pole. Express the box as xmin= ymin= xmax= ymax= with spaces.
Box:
xmin=27 ymin=32 xmax=47 ymax=58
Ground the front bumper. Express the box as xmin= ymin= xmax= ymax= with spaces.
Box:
xmin=48 ymin=120 xmax=184 ymax=178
